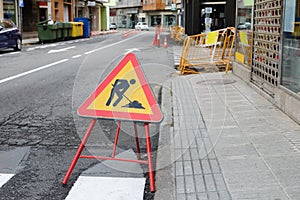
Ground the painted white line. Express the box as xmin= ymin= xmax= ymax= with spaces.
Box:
xmin=48 ymin=46 xmax=76 ymax=54
xmin=72 ymin=55 xmax=82 ymax=59
xmin=124 ymin=48 xmax=140 ymax=55
xmin=0 ymin=173 xmax=14 ymax=188
xmin=84 ymin=32 xmax=146 ymax=55
xmin=8 ymin=52 xmax=20 ymax=55
xmin=65 ymin=176 xmax=145 ymax=200
xmin=0 ymin=59 xmax=69 ymax=84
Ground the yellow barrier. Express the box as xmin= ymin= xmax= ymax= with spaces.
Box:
xmin=178 ymin=27 xmax=235 ymax=75
xmin=170 ymin=26 xmax=185 ymax=43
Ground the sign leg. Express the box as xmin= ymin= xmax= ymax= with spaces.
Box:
xmin=144 ymin=123 xmax=156 ymax=192
xmin=134 ymin=122 xmax=141 ymax=159
xmin=62 ymin=119 xmax=97 ymax=185
xmin=112 ymin=121 xmax=121 ymax=158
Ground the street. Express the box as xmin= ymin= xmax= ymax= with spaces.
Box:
xmin=0 ymin=31 xmax=177 ymax=199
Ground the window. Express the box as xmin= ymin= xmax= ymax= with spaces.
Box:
xmin=235 ymin=0 xmax=254 ymax=67
xmin=281 ymin=0 xmax=300 ymax=94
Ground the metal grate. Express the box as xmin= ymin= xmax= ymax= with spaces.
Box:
xmin=251 ymin=0 xmax=282 ymax=96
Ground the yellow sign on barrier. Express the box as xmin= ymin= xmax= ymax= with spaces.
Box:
xmin=239 ymin=31 xmax=248 ymax=45
xmin=235 ymin=52 xmax=245 ymax=64
xmin=206 ymin=31 xmax=218 ymax=45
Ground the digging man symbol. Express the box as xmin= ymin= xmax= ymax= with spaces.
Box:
xmin=106 ymin=79 xmax=145 ymax=109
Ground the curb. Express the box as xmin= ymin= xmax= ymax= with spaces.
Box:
xmin=154 ymin=79 xmax=175 ymax=200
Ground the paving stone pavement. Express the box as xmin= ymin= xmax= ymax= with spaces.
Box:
xmin=155 ymin=70 xmax=300 ymax=200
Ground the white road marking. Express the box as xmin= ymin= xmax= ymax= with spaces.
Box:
xmin=1 ymin=33 xmax=145 ymax=84
xmin=65 ymin=176 xmax=145 ymax=200
xmin=0 ymin=59 xmax=69 ymax=84
xmin=84 ymin=32 xmax=146 ymax=55
xmin=8 ymin=52 xmax=20 ymax=55
xmin=124 ymin=48 xmax=140 ymax=55
xmin=0 ymin=173 xmax=14 ymax=188
xmin=48 ymin=46 xmax=76 ymax=54
xmin=72 ymin=55 xmax=82 ymax=58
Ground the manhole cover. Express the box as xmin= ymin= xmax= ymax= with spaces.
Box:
xmin=196 ymin=79 xmax=236 ymax=85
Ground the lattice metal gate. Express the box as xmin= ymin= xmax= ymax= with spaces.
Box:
xmin=251 ymin=0 xmax=282 ymax=96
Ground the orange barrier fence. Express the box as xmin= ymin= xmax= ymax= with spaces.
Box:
xmin=170 ymin=26 xmax=185 ymax=43
xmin=178 ymin=27 xmax=235 ymax=75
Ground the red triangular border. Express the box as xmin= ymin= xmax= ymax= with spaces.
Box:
xmin=78 ymin=53 xmax=163 ymax=123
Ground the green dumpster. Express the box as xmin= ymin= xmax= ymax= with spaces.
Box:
xmin=37 ymin=20 xmax=57 ymax=43
xmin=56 ymin=22 xmax=64 ymax=40
xmin=63 ymin=22 xmax=72 ymax=39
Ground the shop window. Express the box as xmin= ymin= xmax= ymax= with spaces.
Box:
xmin=281 ymin=0 xmax=300 ymax=95
xmin=3 ymin=0 xmax=16 ymax=23
xmin=235 ymin=0 xmax=254 ymax=67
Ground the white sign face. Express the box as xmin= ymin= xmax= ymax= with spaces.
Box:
xmin=205 ymin=18 xmax=212 ymax=24
xmin=205 ymin=7 xmax=212 ymax=14
xmin=87 ymin=1 xmax=96 ymax=6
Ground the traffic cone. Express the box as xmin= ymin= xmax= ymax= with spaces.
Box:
xmin=163 ymin=36 xmax=168 ymax=48
xmin=153 ymin=32 xmax=158 ymax=46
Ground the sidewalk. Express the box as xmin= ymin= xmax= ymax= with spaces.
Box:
xmin=21 ymin=30 xmax=118 ymax=45
xmin=155 ymin=53 xmax=300 ymax=199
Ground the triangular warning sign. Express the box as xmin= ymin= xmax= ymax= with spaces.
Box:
xmin=78 ymin=53 xmax=163 ymax=122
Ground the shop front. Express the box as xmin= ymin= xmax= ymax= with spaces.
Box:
xmin=233 ymin=0 xmax=300 ymax=123
xmin=281 ymin=0 xmax=300 ymax=95
xmin=115 ymin=8 xmax=139 ymax=28
xmin=3 ymin=0 xmax=17 ymax=23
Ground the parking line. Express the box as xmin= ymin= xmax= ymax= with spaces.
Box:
xmin=0 ymin=59 xmax=69 ymax=85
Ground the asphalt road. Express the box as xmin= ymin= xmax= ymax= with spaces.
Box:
xmin=0 ymin=31 xmax=177 ymax=199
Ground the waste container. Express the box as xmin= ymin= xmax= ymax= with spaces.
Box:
xmin=74 ymin=17 xmax=91 ymax=38
xmin=70 ymin=22 xmax=83 ymax=38
xmin=37 ymin=20 xmax=57 ymax=43
xmin=56 ymin=22 xmax=64 ymax=40
xmin=63 ymin=22 xmax=72 ymax=39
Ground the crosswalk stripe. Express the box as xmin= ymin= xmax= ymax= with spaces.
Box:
xmin=0 ymin=173 xmax=14 ymax=188
xmin=65 ymin=176 xmax=145 ymax=200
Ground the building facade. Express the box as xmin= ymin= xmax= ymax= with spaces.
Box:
xmin=233 ymin=0 xmax=300 ymax=123
xmin=110 ymin=0 xmax=142 ymax=28
xmin=142 ymin=0 xmax=177 ymax=28
xmin=0 ymin=0 xmax=109 ymax=34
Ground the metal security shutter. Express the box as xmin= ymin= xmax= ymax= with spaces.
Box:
xmin=251 ymin=0 xmax=282 ymax=96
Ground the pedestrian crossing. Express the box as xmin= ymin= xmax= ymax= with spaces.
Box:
xmin=0 ymin=173 xmax=14 ymax=188
xmin=65 ymin=176 xmax=145 ymax=200
xmin=0 ymin=149 xmax=147 ymax=199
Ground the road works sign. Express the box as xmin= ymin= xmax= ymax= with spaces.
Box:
xmin=78 ymin=53 xmax=163 ymax=122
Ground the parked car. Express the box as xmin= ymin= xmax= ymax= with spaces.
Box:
xmin=109 ymin=22 xmax=117 ymax=30
xmin=0 ymin=18 xmax=22 ymax=51
xmin=135 ymin=22 xmax=149 ymax=31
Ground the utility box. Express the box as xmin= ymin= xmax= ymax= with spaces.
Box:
xmin=74 ymin=17 xmax=91 ymax=38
